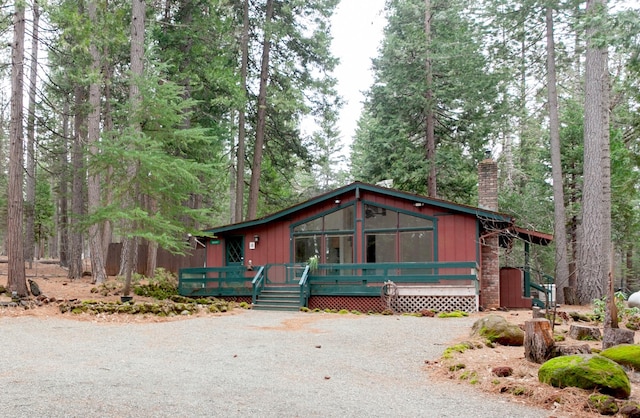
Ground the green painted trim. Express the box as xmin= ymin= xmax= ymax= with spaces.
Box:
xmin=360 ymin=200 xmax=437 ymax=263
xmin=290 ymin=202 xmax=357 ymax=231
xmin=203 ymin=182 xmax=513 ymax=234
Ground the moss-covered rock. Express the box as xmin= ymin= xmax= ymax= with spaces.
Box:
xmin=538 ymin=354 xmax=631 ymax=399
xmin=587 ymin=394 xmax=619 ymax=415
xmin=600 ymin=344 xmax=640 ymax=371
xmin=470 ymin=314 xmax=524 ymax=346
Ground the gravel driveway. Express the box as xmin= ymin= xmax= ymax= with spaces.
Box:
xmin=0 ymin=310 xmax=546 ymax=417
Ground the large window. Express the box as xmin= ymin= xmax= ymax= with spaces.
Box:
xmin=364 ymin=204 xmax=434 ymax=263
xmin=293 ymin=206 xmax=355 ymax=263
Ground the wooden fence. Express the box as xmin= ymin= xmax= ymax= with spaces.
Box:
xmin=106 ymin=243 xmax=205 ymax=277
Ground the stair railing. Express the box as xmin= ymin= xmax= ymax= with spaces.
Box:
xmin=298 ymin=265 xmax=311 ymax=307
xmin=251 ymin=266 xmax=266 ymax=304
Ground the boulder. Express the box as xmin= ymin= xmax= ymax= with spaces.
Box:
xmin=568 ymin=324 xmax=601 ymax=341
xmin=587 ymin=394 xmax=619 ymax=415
xmin=600 ymin=344 xmax=640 ymax=370
xmin=620 ymin=402 xmax=640 ymax=418
xmin=538 ymin=354 xmax=631 ymax=399
xmin=471 ymin=314 xmax=524 ymax=346
xmin=491 ymin=366 xmax=513 ymax=377
xmin=629 ymin=291 xmax=640 ymax=309
xmin=28 ymin=279 xmax=41 ymax=297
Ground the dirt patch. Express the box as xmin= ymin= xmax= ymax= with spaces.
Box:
xmin=0 ymin=260 xmax=237 ymax=323
xmin=427 ymin=309 xmax=640 ymax=418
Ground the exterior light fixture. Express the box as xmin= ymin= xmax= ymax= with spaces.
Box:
xmin=414 ymin=202 xmax=425 ymax=207
xmin=334 ymin=199 xmax=341 ymax=204
xmin=254 ymin=234 xmax=260 ymax=242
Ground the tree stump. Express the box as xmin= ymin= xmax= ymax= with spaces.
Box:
xmin=602 ymin=327 xmax=636 ymax=350
xmin=524 ymin=319 xmax=555 ymax=363
xmin=568 ymin=324 xmax=601 ymax=341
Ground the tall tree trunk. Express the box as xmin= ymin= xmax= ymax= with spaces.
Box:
xmin=101 ymin=48 xmax=115 ymax=258
xmin=68 ymin=85 xmax=86 ymax=280
xmin=7 ymin=2 xmax=27 ymax=296
xmin=247 ymin=0 xmax=274 ymax=220
xmin=58 ymin=101 xmax=70 ymax=268
xmin=578 ymin=0 xmax=610 ymax=304
xmin=424 ymin=0 xmax=436 ymax=198
xmin=122 ymin=0 xmax=145 ymax=295
xmin=24 ymin=1 xmax=40 ymax=269
xmin=545 ymin=4 xmax=570 ymax=304
xmin=87 ymin=0 xmax=107 ymax=284
xmin=235 ymin=0 xmax=249 ymax=222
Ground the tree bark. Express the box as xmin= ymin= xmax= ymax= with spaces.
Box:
xmin=524 ymin=319 xmax=555 ymax=364
xmin=68 ymin=84 xmax=86 ymax=281
xmin=578 ymin=0 xmax=609 ymax=304
xmin=87 ymin=0 xmax=107 ymax=284
xmin=58 ymin=101 xmax=70 ymax=269
xmin=122 ymin=0 xmax=145 ymax=295
xmin=24 ymin=1 xmax=40 ymax=269
xmin=545 ymin=4 xmax=570 ymax=304
xmin=424 ymin=0 xmax=436 ymax=198
xmin=247 ymin=0 xmax=274 ymax=220
xmin=7 ymin=2 xmax=27 ymax=296
xmin=235 ymin=0 xmax=249 ymax=222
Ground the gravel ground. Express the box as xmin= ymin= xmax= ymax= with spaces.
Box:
xmin=0 ymin=310 xmax=547 ymax=417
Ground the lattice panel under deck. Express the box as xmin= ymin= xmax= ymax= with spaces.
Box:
xmin=389 ymin=295 xmax=477 ymax=313
xmin=308 ymin=295 xmax=477 ymax=314
xmin=308 ymin=296 xmax=386 ymax=313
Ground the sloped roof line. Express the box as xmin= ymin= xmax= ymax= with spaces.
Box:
xmin=205 ymin=181 xmax=516 ymax=234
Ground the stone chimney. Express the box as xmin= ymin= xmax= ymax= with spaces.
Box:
xmin=478 ymin=151 xmax=498 ymax=211
xmin=478 ymin=151 xmax=500 ymax=309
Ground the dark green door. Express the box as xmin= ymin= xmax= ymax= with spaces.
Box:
xmin=225 ymin=236 xmax=245 ymax=280
xmin=226 ymin=236 xmax=244 ymax=266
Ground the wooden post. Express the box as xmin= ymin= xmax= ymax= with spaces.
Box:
xmin=524 ymin=319 xmax=555 ymax=363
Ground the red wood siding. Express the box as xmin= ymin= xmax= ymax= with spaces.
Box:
xmin=205 ymin=188 xmax=480 ymax=268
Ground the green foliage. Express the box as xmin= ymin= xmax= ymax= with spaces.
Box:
xmin=307 ymin=255 xmax=319 ymax=271
xmin=34 ymin=173 xmax=55 ymax=245
xmin=352 ymin=0 xmax=502 ymax=202
xmin=591 ymin=291 xmax=631 ymax=322
xmin=442 ymin=342 xmax=475 ymax=360
xmin=437 ymin=310 xmax=469 ymax=318
xmin=133 ymin=268 xmax=179 ymax=300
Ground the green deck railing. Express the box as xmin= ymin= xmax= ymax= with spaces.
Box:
xmin=518 ymin=265 xmax=555 ymax=308
xmin=179 ymin=261 xmax=479 ymax=303
xmin=306 ymin=262 xmax=479 ymax=297
xmin=178 ymin=266 xmax=261 ymax=297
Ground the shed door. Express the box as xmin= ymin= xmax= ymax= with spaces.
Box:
xmin=225 ymin=236 xmax=244 ymax=267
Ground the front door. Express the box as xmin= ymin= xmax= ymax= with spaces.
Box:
xmin=225 ymin=236 xmax=244 ymax=270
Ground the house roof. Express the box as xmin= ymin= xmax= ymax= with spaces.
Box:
xmin=205 ymin=182 xmax=551 ymax=245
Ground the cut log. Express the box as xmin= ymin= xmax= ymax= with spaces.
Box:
xmin=602 ymin=327 xmax=636 ymax=350
xmin=524 ymin=319 xmax=555 ymax=364
xmin=568 ymin=324 xmax=601 ymax=341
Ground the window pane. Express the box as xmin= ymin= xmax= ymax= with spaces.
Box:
xmin=399 ymin=213 xmax=433 ymax=229
xmin=294 ymin=217 xmax=322 ymax=233
xmin=324 ymin=206 xmax=354 ymax=231
xmin=366 ymin=233 xmax=396 ymax=263
xmin=294 ymin=235 xmax=321 ymax=263
xmin=325 ymin=235 xmax=354 ymax=264
xmin=364 ymin=204 xmax=397 ymax=230
xmin=400 ymin=231 xmax=433 ymax=262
